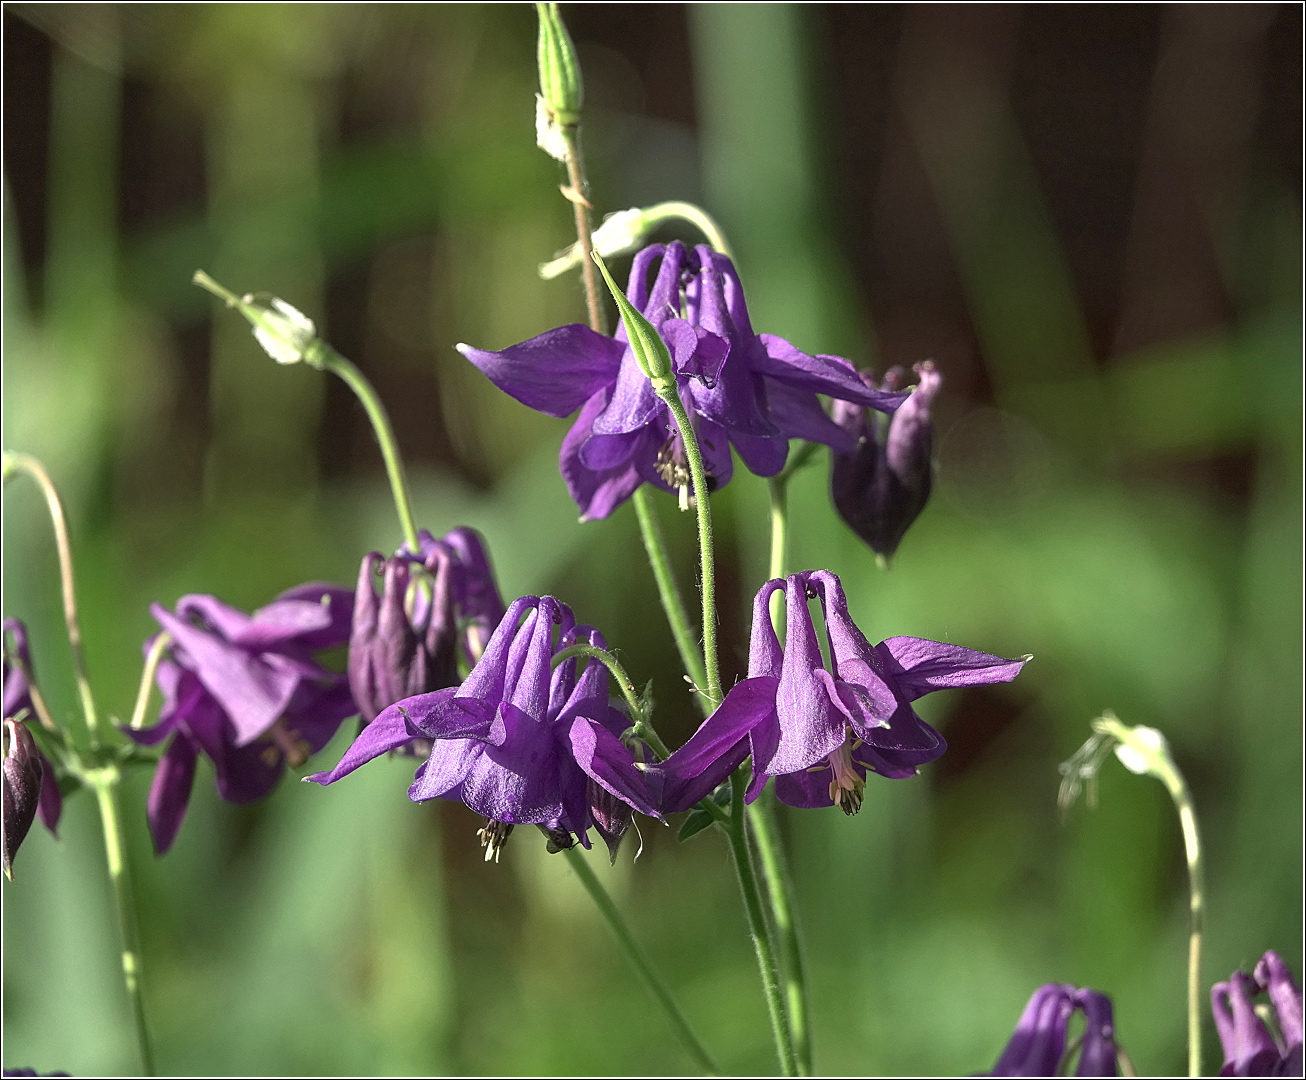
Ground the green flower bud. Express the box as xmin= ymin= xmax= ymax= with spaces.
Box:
xmin=536 ymin=3 xmax=582 ymax=123
xmin=192 ymin=270 xmax=322 ymax=367
xmin=590 ymin=252 xmax=674 ymax=391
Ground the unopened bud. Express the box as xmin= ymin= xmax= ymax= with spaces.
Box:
xmin=192 ymin=271 xmax=320 ymax=366
xmin=539 ymin=208 xmax=646 ymax=279
xmin=536 ymin=3 xmax=582 ymax=124
xmin=3 ymin=718 xmax=43 ymax=879
xmin=591 ymin=252 xmax=674 ymax=389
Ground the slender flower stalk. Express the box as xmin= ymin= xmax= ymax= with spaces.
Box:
xmin=562 ymin=845 xmax=719 ymax=1074
xmin=191 ymin=270 xmax=420 ymax=552
xmin=2 ymin=452 xmax=98 ymax=736
xmin=128 ymin=632 xmax=171 ymax=731
xmin=2 ymin=452 xmax=155 ymax=1074
xmin=92 ymin=768 xmax=154 ymax=1076
xmin=1060 ymin=713 xmax=1205 ymax=1077
xmin=551 ymin=642 xmax=669 ymax=760
xmin=539 ymin=201 xmax=735 ymax=279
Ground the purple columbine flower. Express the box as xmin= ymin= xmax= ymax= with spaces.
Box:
xmin=987 ymin=983 xmax=1119 ymax=1076
xmin=310 ymin=595 xmax=659 ymax=862
xmin=126 ymin=584 xmax=356 ymax=854
xmin=1212 ymin=951 xmax=1304 ymax=1076
xmin=457 ymin=241 xmax=907 ymax=520
xmin=348 ymin=527 xmax=506 ymax=727
xmin=831 ymin=361 xmax=941 ymax=561
xmin=2 ymin=620 xmax=62 ymax=878
xmin=657 ymin=570 xmax=1028 ymax=814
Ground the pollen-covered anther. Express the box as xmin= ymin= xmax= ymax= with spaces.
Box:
xmin=477 ymin=819 xmax=514 ymax=863
xmin=655 ymin=437 xmax=695 ymax=510
xmin=266 ymin=719 xmax=312 ymax=768
xmin=827 ymin=740 xmax=865 ymax=816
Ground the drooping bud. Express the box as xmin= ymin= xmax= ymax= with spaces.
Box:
xmin=3 ymin=619 xmax=62 ymax=841
xmin=830 ymin=361 xmax=940 ymax=563
xmin=3 ymin=718 xmax=43 ymax=879
xmin=192 ymin=271 xmax=322 ymax=367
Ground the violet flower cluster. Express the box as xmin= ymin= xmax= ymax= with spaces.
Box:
xmin=458 ymin=241 xmax=907 ymax=519
xmin=987 ymin=983 xmax=1119 ymax=1076
xmin=657 ymin=570 xmax=1029 ymax=814
xmin=128 ymin=585 xmax=355 ymax=854
xmin=311 ymin=594 xmax=659 ymax=862
xmin=1213 ymin=950 xmax=1304 ymax=1077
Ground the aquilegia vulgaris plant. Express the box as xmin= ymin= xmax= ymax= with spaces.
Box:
xmin=2 ymin=5 xmax=1296 ymax=1078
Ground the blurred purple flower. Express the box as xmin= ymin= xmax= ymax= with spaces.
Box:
xmin=126 ymin=584 xmax=356 ymax=854
xmin=311 ymin=595 xmax=659 ymax=861
xmin=2 ymin=619 xmax=62 ymax=877
xmin=1212 ymin=951 xmax=1303 ymax=1077
xmin=987 ymin=983 xmax=1119 ymax=1076
xmin=657 ymin=570 xmax=1028 ymax=814
xmin=348 ymin=527 xmax=506 ymax=727
xmin=831 ymin=361 xmax=940 ymax=561
xmin=458 ymin=241 xmax=907 ymax=520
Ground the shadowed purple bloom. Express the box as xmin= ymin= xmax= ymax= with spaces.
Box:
xmin=458 ymin=242 xmax=907 ymax=520
xmin=3 ymin=620 xmax=62 ymax=877
xmin=831 ymin=361 xmax=940 ymax=561
xmin=1212 ymin=951 xmax=1304 ymax=1076
xmin=657 ymin=570 xmax=1028 ymax=814
xmin=349 ymin=527 xmax=506 ymax=727
xmin=988 ymin=984 xmax=1119 ymax=1076
xmin=126 ymin=584 xmax=356 ymax=854
xmin=311 ymin=595 xmax=659 ymax=861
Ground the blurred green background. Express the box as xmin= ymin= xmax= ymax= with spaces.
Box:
xmin=2 ymin=4 xmax=1300 ymax=1075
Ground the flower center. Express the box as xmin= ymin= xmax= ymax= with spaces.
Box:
xmin=827 ymin=739 xmax=865 ymax=816
xmin=655 ymin=434 xmax=717 ymax=511
xmin=477 ymin=818 xmax=514 ymax=863
xmin=262 ymin=719 xmax=312 ymax=768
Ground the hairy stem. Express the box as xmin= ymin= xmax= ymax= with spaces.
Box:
xmin=560 ymin=127 xmax=607 ymax=336
xmin=2 ymin=452 xmax=98 ymax=736
xmin=563 ymin=846 xmax=718 ymax=1074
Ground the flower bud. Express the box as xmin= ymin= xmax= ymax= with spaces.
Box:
xmin=830 ymin=361 xmax=940 ymax=562
xmin=192 ymin=271 xmax=320 ymax=366
xmin=3 ymin=718 xmax=43 ymax=880
xmin=591 ymin=251 xmax=674 ymax=390
xmin=536 ymin=3 xmax=582 ymax=124
xmin=539 ymin=208 xmax=646 ymax=279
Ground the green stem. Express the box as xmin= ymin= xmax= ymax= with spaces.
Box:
xmin=550 ymin=643 xmax=669 ymax=760
xmin=1160 ymin=768 xmax=1204 ymax=1077
xmin=560 ymin=126 xmax=608 ymax=337
xmin=640 ymin=202 xmax=735 ymax=261
xmin=2 ymin=451 xmax=99 ymax=736
xmin=631 ymin=488 xmax=711 ymax=710
xmin=309 ymin=344 xmax=420 ymax=553
xmin=730 ymin=768 xmax=799 ymax=1077
xmin=562 ymin=846 xmax=718 ymax=1074
xmin=92 ymin=769 xmax=155 ymax=1076
xmin=757 ymin=472 xmax=814 ymax=1075
xmin=129 ymin=632 xmax=171 ymax=730
xmin=655 ymin=392 xmax=723 ymax=709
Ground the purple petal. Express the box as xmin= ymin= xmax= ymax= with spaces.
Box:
xmin=457 ymin=324 xmax=625 ymax=418
xmin=730 ymin=431 xmax=790 ymax=478
xmin=991 ymin=984 xmax=1077 ymax=1076
xmin=747 ymin=579 xmax=787 ymax=679
xmin=591 ymin=349 xmax=661 ymax=436
xmin=773 ymin=766 xmax=835 ymax=810
xmin=766 ymin=379 xmax=859 ymax=452
xmin=461 ymin=702 xmax=565 ymax=825
xmin=1256 ymin=952 xmax=1304 ymax=1054
xmin=147 ymin=735 xmax=198 ymax=855
xmin=172 ymin=594 xmax=252 ymax=643
xmin=569 ymin=717 xmax=660 ymax=818
xmin=874 ymin=637 xmax=1030 ymax=702
xmin=756 ymin=336 xmax=909 ymax=412
xmin=301 ymin=700 xmax=410 ymax=784
xmin=153 ymin=603 xmax=300 ymax=746
xmin=689 ymin=339 xmax=778 ymax=438
xmin=36 ymin=753 xmax=61 ymax=836
xmin=507 ymin=598 xmax=573 ymax=720
xmin=851 ymin=737 xmax=929 ymax=779
xmin=589 ymin=780 xmax=634 ymax=863
xmin=662 ymin=677 xmax=777 ymax=780
xmin=770 ymin=576 xmax=848 ymax=774
xmin=807 ymin=571 xmax=899 ymax=734
xmin=284 ymin=676 xmax=356 ymax=752
xmin=1213 ymin=973 xmax=1281 ymax=1077
xmin=662 ymin=318 xmax=729 ymax=387
xmin=269 ymin=582 xmax=355 ymax=651
xmin=397 ymin=690 xmax=495 ymax=741
xmin=1074 ymin=989 xmax=1119 ymax=1077
xmin=237 ymin=597 xmax=338 ymax=651
xmin=408 ymin=738 xmax=485 ymax=802
xmin=561 ymin=392 xmax=646 ymax=521
xmin=458 ymin=596 xmax=538 ymax=704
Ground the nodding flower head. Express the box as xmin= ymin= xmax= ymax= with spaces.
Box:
xmin=987 ymin=983 xmax=1120 ymax=1076
xmin=125 ymin=584 xmax=356 ymax=855
xmin=831 ymin=361 xmax=941 ymax=562
xmin=458 ymin=242 xmax=907 ymax=520
xmin=1212 ymin=951 xmax=1303 ymax=1077
xmin=311 ymin=595 xmax=660 ymax=863
xmin=2 ymin=619 xmax=62 ymax=878
xmin=348 ymin=527 xmax=506 ymax=727
xmin=656 ymin=570 xmax=1028 ymax=814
